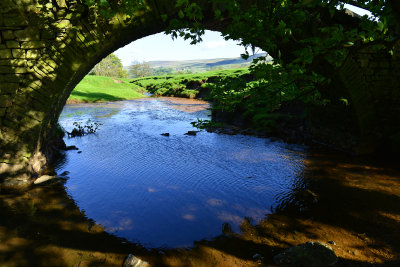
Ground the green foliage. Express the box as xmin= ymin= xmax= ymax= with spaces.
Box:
xmin=68 ymin=119 xmax=102 ymax=137
xmin=131 ymin=68 xmax=248 ymax=98
xmin=165 ymin=0 xmax=399 ymax=114
xmin=190 ymin=119 xmax=226 ymax=129
xmin=69 ymin=75 xmax=144 ymax=103
xmin=55 ymin=123 xmax=66 ymax=138
xmin=128 ymin=61 xmax=154 ymax=78
xmin=91 ymin=54 xmax=128 ymax=78
xmin=86 ymin=0 xmax=400 ymax=131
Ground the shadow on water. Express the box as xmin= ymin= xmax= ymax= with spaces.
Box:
xmin=1 ymin=150 xmax=400 ymax=266
xmin=0 ymin=183 xmax=153 ymax=266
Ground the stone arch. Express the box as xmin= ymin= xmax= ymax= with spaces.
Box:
xmin=1 ymin=0 xmax=400 ymax=184
xmin=0 ymin=0 xmax=227 ymax=183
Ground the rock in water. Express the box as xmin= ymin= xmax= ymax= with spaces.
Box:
xmin=185 ymin=131 xmax=198 ymax=136
xmin=273 ymin=241 xmax=338 ymax=266
xmin=124 ymin=254 xmax=149 ymax=267
xmin=34 ymin=175 xmax=67 ymax=185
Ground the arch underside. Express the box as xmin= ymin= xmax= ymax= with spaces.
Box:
xmin=0 ymin=0 xmax=399 ymax=184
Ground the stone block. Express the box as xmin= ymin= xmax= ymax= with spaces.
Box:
xmin=41 ymin=29 xmax=56 ymax=40
xmin=0 ymin=95 xmax=12 ymax=107
xmin=56 ymin=0 xmax=67 ymax=7
xmin=0 ymin=66 xmax=12 ymax=73
xmin=6 ymin=41 xmax=19 ymax=48
xmin=26 ymin=49 xmax=40 ymax=59
xmin=0 ymin=74 xmax=20 ymax=82
xmin=14 ymin=27 xmax=41 ymax=41
xmin=0 ymin=59 xmax=25 ymax=66
xmin=2 ymin=30 xmax=15 ymax=40
xmin=0 ymin=107 xmax=6 ymax=117
xmin=1 ymin=83 xmax=18 ymax=94
xmin=3 ymin=15 xmax=28 ymax=27
xmin=12 ymin=49 xmax=25 ymax=58
xmin=0 ymin=66 xmax=28 ymax=74
xmin=0 ymin=49 xmax=12 ymax=59
xmin=21 ymin=41 xmax=46 ymax=49
xmin=55 ymin=19 xmax=71 ymax=29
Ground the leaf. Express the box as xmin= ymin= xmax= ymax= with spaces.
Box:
xmin=214 ymin=9 xmax=222 ymax=19
xmin=343 ymin=41 xmax=354 ymax=47
xmin=339 ymin=98 xmax=349 ymax=106
xmin=241 ymin=53 xmax=249 ymax=60
xmin=377 ymin=21 xmax=384 ymax=32
xmin=161 ymin=14 xmax=168 ymax=22
xmin=178 ymin=10 xmax=185 ymax=19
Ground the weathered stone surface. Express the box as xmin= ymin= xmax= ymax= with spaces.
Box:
xmin=124 ymin=254 xmax=149 ymax=267
xmin=14 ymin=27 xmax=40 ymax=41
xmin=6 ymin=41 xmax=19 ymax=48
xmin=0 ymin=49 xmax=12 ymax=58
xmin=1 ymin=176 xmax=31 ymax=188
xmin=12 ymin=49 xmax=25 ymax=58
xmin=2 ymin=30 xmax=14 ymax=40
xmin=1 ymin=82 xmax=18 ymax=93
xmin=26 ymin=49 xmax=40 ymax=59
xmin=33 ymin=175 xmax=67 ymax=185
xmin=20 ymin=41 xmax=46 ymax=49
xmin=0 ymin=0 xmax=398 ymax=185
xmin=273 ymin=241 xmax=338 ymax=267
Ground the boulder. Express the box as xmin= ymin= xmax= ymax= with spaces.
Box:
xmin=274 ymin=241 xmax=338 ymax=266
xmin=185 ymin=131 xmax=198 ymax=136
xmin=124 ymin=254 xmax=149 ymax=267
xmin=34 ymin=175 xmax=67 ymax=185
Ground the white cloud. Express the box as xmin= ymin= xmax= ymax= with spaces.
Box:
xmin=203 ymin=40 xmax=227 ymax=49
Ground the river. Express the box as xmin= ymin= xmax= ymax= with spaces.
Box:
xmin=57 ymin=97 xmax=306 ymax=248
xmin=1 ymin=97 xmax=399 ymax=265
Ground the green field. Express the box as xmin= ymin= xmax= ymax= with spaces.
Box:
xmin=131 ymin=68 xmax=249 ymax=98
xmin=68 ymin=76 xmax=144 ymax=103
xmin=69 ymin=68 xmax=249 ymax=103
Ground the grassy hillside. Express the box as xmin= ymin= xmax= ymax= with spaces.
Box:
xmin=68 ymin=76 xmax=144 ymax=103
xmin=148 ymin=53 xmax=270 ymax=73
xmin=131 ymin=68 xmax=249 ymax=99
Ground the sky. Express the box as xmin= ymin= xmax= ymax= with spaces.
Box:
xmin=114 ymin=31 xmax=246 ymax=66
xmin=114 ymin=4 xmax=372 ymax=67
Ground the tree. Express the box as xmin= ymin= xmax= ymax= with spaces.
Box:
xmin=84 ymin=0 xmax=399 ymax=110
xmin=128 ymin=61 xmax=154 ymax=78
xmin=91 ymin=53 xmax=128 ymax=78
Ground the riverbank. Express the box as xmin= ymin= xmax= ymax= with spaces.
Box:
xmin=67 ymin=76 xmax=145 ymax=104
xmin=130 ymin=68 xmax=249 ymax=99
xmin=1 ymin=150 xmax=399 ymax=266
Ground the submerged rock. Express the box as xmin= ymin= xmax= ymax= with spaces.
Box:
xmin=274 ymin=241 xmax=337 ymax=266
xmin=185 ymin=131 xmax=198 ymax=136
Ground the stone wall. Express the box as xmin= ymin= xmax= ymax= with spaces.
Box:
xmin=339 ymin=45 xmax=400 ymax=154
xmin=0 ymin=0 xmax=171 ymax=184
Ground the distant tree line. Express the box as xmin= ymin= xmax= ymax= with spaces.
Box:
xmin=90 ymin=54 xmax=247 ymax=79
xmin=89 ymin=53 xmax=128 ymax=78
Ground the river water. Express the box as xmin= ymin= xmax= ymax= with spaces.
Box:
xmin=57 ymin=97 xmax=306 ymax=249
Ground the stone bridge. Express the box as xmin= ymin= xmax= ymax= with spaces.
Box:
xmin=0 ymin=0 xmax=399 ymax=185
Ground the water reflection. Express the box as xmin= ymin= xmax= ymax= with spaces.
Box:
xmin=50 ymin=97 xmax=400 ymax=265
xmin=57 ymin=98 xmax=306 ymax=248
xmin=1 ymin=124 xmax=399 ymax=265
